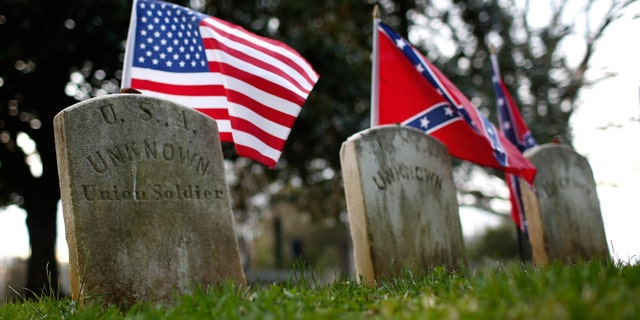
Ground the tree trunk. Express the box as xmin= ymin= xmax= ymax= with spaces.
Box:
xmin=23 ymin=123 xmax=62 ymax=297
xmin=24 ymin=193 xmax=60 ymax=297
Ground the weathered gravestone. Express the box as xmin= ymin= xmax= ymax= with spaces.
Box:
xmin=519 ymin=143 xmax=609 ymax=266
xmin=340 ymin=126 xmax=465 ymax=285
xmin=54 ymin=94 xmax=246 ymax=305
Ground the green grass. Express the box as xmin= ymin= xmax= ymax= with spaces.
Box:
xmin=2 ymin=260 xmax=639 ymax=319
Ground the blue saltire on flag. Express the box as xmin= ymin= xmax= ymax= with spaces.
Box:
xmin=490 ymin=51 xmax=538 ymax=235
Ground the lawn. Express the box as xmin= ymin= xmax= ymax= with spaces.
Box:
xmin=1 ymin=260 xmax=639 ymax=319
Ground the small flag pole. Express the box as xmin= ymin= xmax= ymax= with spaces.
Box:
xmin=514 ymin=223 xmax=526 ymax=263
xmin=370 ymin=4 xmax=381 ymax=128
xmin=121 ymin=0 xmax=139 ymax=88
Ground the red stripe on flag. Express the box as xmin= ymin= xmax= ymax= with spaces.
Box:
xmin=230 ymin=117 xmax=287 ymax=151
xmin=234 ymin=143 xmax=277 ymax=168
xmin=131 ymin=79 xmax=226 ymax=96
xmin=218 ymin=131 xmax=233 ymax=142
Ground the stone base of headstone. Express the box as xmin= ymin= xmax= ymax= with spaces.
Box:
xmin=54 ymin=94 xmax=246 ymax=306
xmin=519 ymin=143 xmax=609 ymax=266
xmin=340 ymin=126 xmax=465 ymax=285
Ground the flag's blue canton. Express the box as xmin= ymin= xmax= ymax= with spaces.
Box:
xmin=379 ymin=22 xmax=508 ymax=167
xmin=491 ymin=74 xmax=537 ymax=153
xmin=133 ymin=0 xmax=209 ymax=72
xmin=404 ymin=102 xmax=460 ymax=134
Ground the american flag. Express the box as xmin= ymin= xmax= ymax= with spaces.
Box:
xmin=490 ymin=51 xmax=538 ymax=235
xmin=122 ymin=0 xmax=319 ymax=168
xmin=374 ymin=22 xmax=536 ymax=184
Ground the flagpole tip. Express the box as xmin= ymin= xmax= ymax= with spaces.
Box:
xmin=489 ymin=45 xmax=496 ymax=55
xmin=373 ymin=4 xmax=380 ymax=19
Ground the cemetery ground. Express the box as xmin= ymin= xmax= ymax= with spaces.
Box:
xmin=1 ymin=259 xmax=639 ymax=319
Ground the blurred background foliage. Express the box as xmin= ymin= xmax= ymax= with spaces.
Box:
xmin=0 ymin=0 xmax=634 ymax=293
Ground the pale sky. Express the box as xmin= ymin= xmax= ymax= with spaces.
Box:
xmin=1 ymin=1 xmax=639 ymax=265
xmin=569 ymin=12 xmax=640 ymax=263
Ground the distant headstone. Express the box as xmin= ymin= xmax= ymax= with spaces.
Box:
xmin=519 ymin=143 xmax=609 ymax=265
xmin=340 ymin=126 xmax=465 ymax=285
xmin=54 ymin=94 xmax=246 ymax=305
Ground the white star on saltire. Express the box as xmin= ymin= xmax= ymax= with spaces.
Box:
xmin=395 ymin=38 xmax=406 ymax=49
xmin=416 ymin=63 xmax=425 ymax=73
xmin=444 ymin=106 xmax=454 ymax=117
xmin=503 ymin=121 xmax=512 ymax=130
xmin=420 ymin=116 xmax=430 ymax=129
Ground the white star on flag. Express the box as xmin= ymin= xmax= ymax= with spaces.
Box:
xmin=444 ymin=106 xmax=454 ymax=117
xmin=420 ymin=116 xmax=430 ymax=128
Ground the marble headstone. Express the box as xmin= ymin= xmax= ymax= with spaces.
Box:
xmin=54 ymin=94 xmax=246 ymax=305
xmin=340 ymin=126 xmax=465 ymax=285
xmin=519 ymin=143 xmax=609 ymax=265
